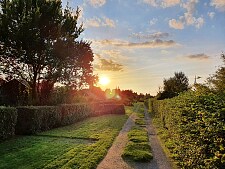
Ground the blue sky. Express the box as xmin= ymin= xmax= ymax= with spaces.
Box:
xmin=62 ymin=0 xmax=225 ymax=95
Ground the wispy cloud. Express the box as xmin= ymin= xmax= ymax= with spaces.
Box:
xmin=185 ymin=53 xmax=210 ymax=60
xmin=88 ymin=0 xmax=106 ymax=8
xmin=208 ymin=12 xmax=215 ymax=19
xmin=85 ymin=17 xmax=115 ymax=28
xmin=150 ymin=18 xmax=158 ymax=25
xmin=143 ymin=0 xmax=180 ymax=8
xmin=130 ymin=32 xmax=169 ymax=39
xmin=169 ymin=0 xmax=204 ymax=29
xmin=94 ymin=54 xmax=123 ymax=71
xmin=210 ymin=0 xmax=225 ymax=11
xmin=94 ymin=39 xmax=178 ymax=48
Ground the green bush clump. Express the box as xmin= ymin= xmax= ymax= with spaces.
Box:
xmin=122 ymin=127 xmax=153 ymax=162
xmin=151 ymin=91 xmax=225 ymax=169
xmin=0 ymin=107 xmax=17 ymax=141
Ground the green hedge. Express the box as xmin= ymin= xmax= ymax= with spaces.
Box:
xmin=151 ymin=91 xmax=225 ymax=169
xmin=60 ymin=104 xmax=91 ymax=126
xmin=16 ymin=106 xmax=61 ymax=134
xmin=0 ymin=107 xmax=17 ymax=141
xmin=15 ymin=103 xmax=125 ymax=135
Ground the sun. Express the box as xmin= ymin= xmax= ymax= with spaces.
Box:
xmin=99 ymin=76 xmax=110 ymax=86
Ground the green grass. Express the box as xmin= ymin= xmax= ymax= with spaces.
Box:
xmin=122 ymin=126 xmax=153 ymax=162
xmin=0 ymin=114 xmax=128 ymax=169
xmin=125 ymin=106 xmax=133 ymax=116
xmin=135 ymin=118 xmax=146 ymax=126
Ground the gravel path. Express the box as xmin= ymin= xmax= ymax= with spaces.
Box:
xmin=97 ymin=114 xmax=136 ymax=169
xmin=97 ymin=106 xmax=173 ymax=169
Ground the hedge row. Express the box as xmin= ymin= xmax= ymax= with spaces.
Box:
xmin=0 ymin=107 xmax=17 ymax=141
xmin=1 ymin=102 xmax=125 ymax=139
xmin=150 ymin=91 xmax=225 ymax=169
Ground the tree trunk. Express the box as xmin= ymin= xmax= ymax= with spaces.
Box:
xmin=31 ymin=72 xmax=38 ymax=105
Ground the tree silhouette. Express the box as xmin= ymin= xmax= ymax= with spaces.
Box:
xmin=0 ymin=0 xmax=95 ymax=104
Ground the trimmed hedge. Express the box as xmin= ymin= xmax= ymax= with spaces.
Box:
xmin=16 ymin=106 xmax=61 ymax=135
xmin=0 ymin=107 xmax=17 ymax=141
xmin=15 ymin=102 xmax=125 ymax=135
xmin=90 ymin=103 xmax=125 ymax=116
xmin=150 ymin=91 xmax=225 ymax=169
xmin=60 ymin=104 xmax=91 ymax=126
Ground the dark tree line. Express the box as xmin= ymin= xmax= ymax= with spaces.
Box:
xmin=0 ymin=0 xmax=96 ymax=104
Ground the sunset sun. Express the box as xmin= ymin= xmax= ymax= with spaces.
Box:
xmin=99 ymin=76 xmax=110 ymax=86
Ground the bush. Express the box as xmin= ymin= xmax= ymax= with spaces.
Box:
xmin=16 ymin=106 xmax=61 ymax=134
xmin=0 ymin=107 xmax=17 ymax=141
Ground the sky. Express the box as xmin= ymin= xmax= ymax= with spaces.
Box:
xmin=62 ymin=0 xmax=225 ymax=95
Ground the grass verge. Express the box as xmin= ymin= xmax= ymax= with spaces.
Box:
xmin=151 ymin=115 xmax=179 ymax=169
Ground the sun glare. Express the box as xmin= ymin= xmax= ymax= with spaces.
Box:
xmin=99 ymin=76 xmax=110 ymax=86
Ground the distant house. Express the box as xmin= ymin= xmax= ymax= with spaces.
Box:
xmin=0 ymin=79 xmax=30 ymax=106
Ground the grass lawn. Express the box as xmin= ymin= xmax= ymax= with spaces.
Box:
xmin=0 ymin=114 xmax=128 ymax=169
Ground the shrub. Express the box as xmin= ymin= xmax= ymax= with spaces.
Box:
xmin=0 ymin=107 xmax=17 ymax=141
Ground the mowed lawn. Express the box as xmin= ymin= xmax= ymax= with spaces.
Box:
xmin=0 ymin=114 xmax=128 ymax=169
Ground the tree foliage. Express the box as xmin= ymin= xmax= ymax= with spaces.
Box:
xmin=0 ymin=0 xmax=95 ymax=104
xmin=157 ymin=71 xmax=189 ymax=99
xmin=207 ymin=53 xmax=225 ymax=93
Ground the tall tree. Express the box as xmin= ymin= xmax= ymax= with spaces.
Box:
xmin=157 ymin=71 xmax=189 ymax=99
xmin=0 ymin=0 xmax=95 ymax=104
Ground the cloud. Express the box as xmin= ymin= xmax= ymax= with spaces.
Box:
xmin=94 ymin=57 xmax=123 ymax=71
xmin=85 ymin=17 xmax=115 ymax=28
xmin=88 ymin=0 xmax=106 ymax=7
xmin=210 ymin=0 xmax=225 ymax=11
xmin=195 ymin=17 xmax=204 ymax=29
xmin=169 ymin=19 xmax=184 ymax=29
xmin=130 ymin=32 xmax=169 ymax=39
xmin=143 ymin=0 xmax=180 ymax=8
xmin=169 ymin=0 xmax=205 ymax=29
xmin=208 ymin=12 xmax=215 ymax=19
xmin=185 ymin=53 xmax=210 ymax=60
xmin=150 ymin=18 xmax=158 ymax=25
xmin=94 ymin=39 xmax=178 ymax=48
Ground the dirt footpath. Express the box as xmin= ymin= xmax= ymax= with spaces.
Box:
xmin=97 ymin=106 xmax=173 ymax=169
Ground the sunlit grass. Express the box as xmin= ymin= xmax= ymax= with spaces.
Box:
xmin=0 ymin=114 xmax=128 ymax=169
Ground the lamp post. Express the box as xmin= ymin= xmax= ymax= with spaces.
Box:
xmin=194 ymin=75 xmax=201 ymax=84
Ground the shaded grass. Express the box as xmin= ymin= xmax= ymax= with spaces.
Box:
xmin=0 ymin=114 xmax=128 ymax=169
xmin=122 ymin=126 xmax=153 ymax=162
